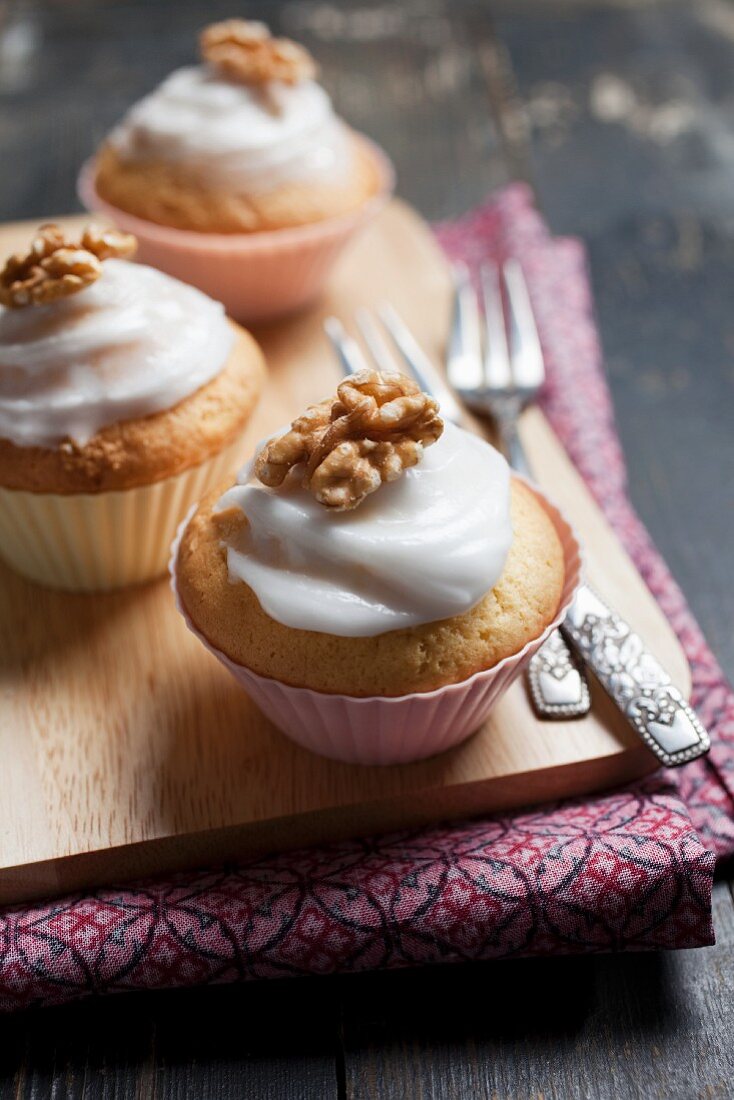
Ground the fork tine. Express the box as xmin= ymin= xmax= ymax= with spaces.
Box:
xmin=446 ymin=262 xmax=483 ymax=393
xmin=377 ymin=302 xmax=464 ymax=424
xmin=324 ymin=316 xmax=370 ymax=377
xmin=354 ymin=307 xmax=398 ymax=375
xmin=502 ymin=259 xmax=545 ymax=389
xmin=480 ymin=261 xmax=512 ymax=390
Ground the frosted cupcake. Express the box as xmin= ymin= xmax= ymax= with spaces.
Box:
xmin=0 ymin=222 xmax=264 ymax=591
xmin=95 ymin=19 xmax=382 ymax=233
xmin=173 ymin=371 xmax=580 ymax=764
xmin=82 ymin=21 xmax=394 ymax=320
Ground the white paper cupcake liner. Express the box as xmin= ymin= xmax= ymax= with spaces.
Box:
xmin=0 ymin=437 xmax=246 ymax=591
xmin=170 ymin=479 xmax=582 ymax=765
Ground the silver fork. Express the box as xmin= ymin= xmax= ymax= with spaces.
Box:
xmin=447 ymin=260 xmax=591 ymax=719
xmin=445 ymin=259 xmax=710 ymax=766
xmin=324 ymin=294 xmax=711 ymax=767
xmin=325 ymin=304 xmax=464 ymax=425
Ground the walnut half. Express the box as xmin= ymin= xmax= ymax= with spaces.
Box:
xmin=200 ymin=19 xmax=318 ymax=87
xmin=0 ymin=223 xmax=137 ymax=309
xmin=255 ymin=370 xmax=444 ymax=511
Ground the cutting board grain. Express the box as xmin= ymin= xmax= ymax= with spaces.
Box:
xmin=0 ymin=205 xmax=689 ymax=905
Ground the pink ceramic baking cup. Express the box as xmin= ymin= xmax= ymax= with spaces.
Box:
xmin=169 ymin=479 xmax=582 ymax=766
xmin=77 ymin=136 xmax=395 ymax=324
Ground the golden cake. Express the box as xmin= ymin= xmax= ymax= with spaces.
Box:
xmin=0 ymin=331 xmax=261 ymax=494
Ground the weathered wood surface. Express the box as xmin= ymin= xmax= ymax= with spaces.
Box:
xmin=0 ymin=0 xmax=732 ymax=1097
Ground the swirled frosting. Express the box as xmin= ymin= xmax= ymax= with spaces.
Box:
xmin=216 ymin=421 xmax=513 ymax=637
xmin=0 ymin=259 xmax=234 ymax=448
xmin=108 ymin=66 xmax=352 ymax=192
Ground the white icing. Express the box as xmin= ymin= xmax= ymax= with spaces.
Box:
xmin=0 ymin=259 xmax=234 ymax=448
xmin=109 ymin=65 xmax=352 ymax=192
xmin=216 ymin=421 xmax=513 ymax=637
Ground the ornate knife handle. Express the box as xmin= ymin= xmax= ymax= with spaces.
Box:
xmin=559 ymin=585 xmax=710 ymax=767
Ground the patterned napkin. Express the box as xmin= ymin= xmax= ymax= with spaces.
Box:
xmin=2 ymin=184 xmax=732 ymax=1012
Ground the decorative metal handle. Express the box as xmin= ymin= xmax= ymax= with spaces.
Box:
xmin=527 ymin=631 xmax=592 ymax=719
xmin=502 ymin=420 xmax=592 ymax=720
xmin=560 ymin=585 xmax=710 ymax=766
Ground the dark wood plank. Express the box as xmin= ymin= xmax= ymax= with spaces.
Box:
xmin=340 ymin=881 xmax=734 ymax=1100
xmin=0 ymin=977 xmax=341 ymax=1100
xmin=283 ymin=0 xmax=512 ymax=218
xmin=492 ymin=0 xmax=734 ymax=678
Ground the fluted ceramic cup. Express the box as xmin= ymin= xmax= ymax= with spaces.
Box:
xmin=78 ymin=138 xmax=395 ymax=324
xmin=170 ymin=479 xmax=582 ymax=765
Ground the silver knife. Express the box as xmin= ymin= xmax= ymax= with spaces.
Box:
xmin=560 ymin=586 xmax=709 ymax=766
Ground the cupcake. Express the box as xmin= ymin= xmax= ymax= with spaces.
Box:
xmin=81 ymin=20 xmax=394 ymax=320
xmin=172 ymin=371 xmax=580 ymax=764
xmin=0 ymin=222 xmax=264 ymax=591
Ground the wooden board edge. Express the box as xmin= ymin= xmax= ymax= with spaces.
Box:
xmin=0 ymin=743 xmax=657 ymax=906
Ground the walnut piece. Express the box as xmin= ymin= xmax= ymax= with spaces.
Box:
xmin=200 ymin=19 xmax=318 ymax=86
xmin=0 ymin=223 xmax=137 ymax=308
xmin=255 ymin=370 xmax=444 ymax=511
xmin=80 ymin=224 xmax=137 ymax=262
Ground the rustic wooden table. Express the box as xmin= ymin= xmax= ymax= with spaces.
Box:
xmin=1 ymin=1 xmax=733 ymax=1097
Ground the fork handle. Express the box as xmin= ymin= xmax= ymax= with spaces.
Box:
xmin=498 ymin=416 xmax=532 ymax=479
xmin=500 ymin=419 xmax=593 ymax=719
xmin=527 ymin=631 xmax=592 ymax=719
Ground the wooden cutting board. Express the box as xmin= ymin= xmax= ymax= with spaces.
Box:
xmin=0 ymin=205 xmax=689 ymax=905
